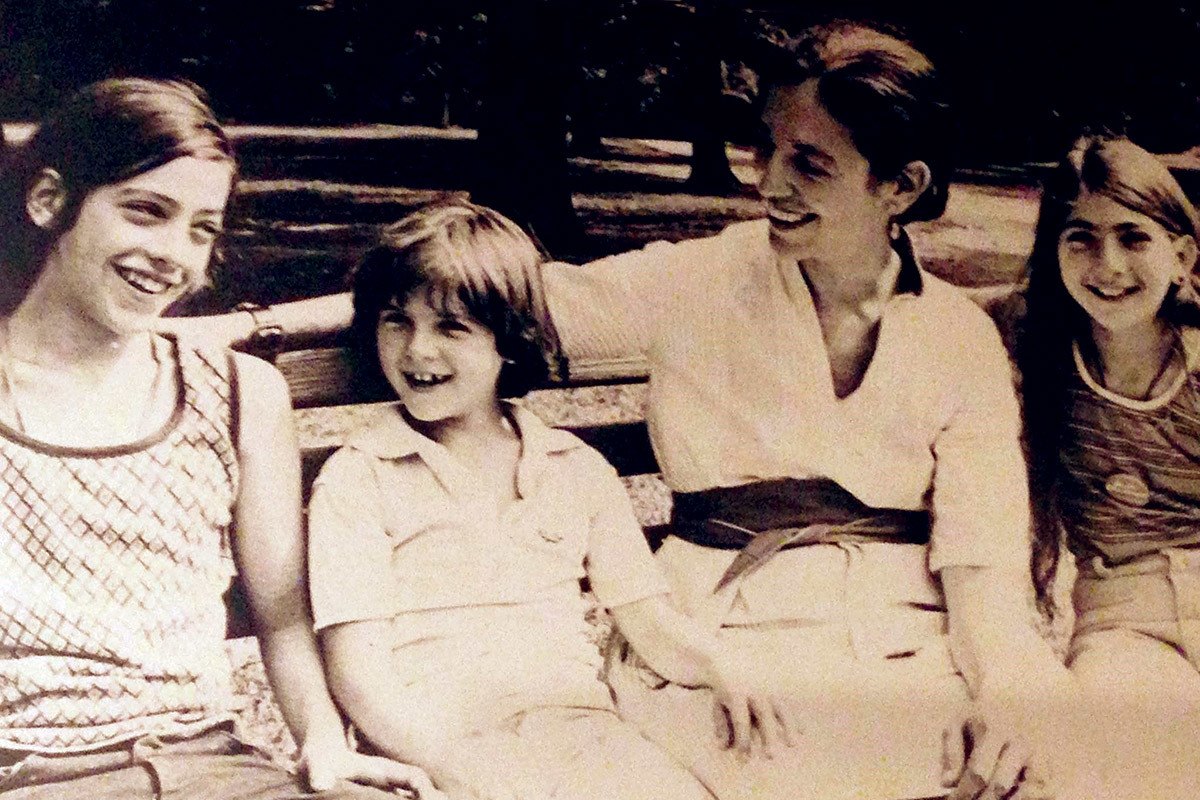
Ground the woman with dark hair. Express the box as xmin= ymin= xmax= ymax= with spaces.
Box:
xmin=1020 ymin=135 xmax=1200 ymax=798
xmin=0 ymin=78 xmax=440 ymax=800
xmin=542 ymin=21 xmax=1068 ymax=800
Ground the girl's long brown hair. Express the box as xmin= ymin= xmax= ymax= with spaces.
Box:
xmin=1020 ymin=135 xmax=1200 ymax=618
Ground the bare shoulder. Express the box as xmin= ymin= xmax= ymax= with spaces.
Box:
xmin=229 ymin=352 xmax=294 ymax=441
xmin=231 ymin=351 xmax=291 ymax=407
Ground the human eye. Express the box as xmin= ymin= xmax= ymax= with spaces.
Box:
xmin=790 ymin=153 xmax=828 ymax=178
xmin=378 ymin=309 xmax=411 ymax=328
xmin=750 ymin=127 xmax=776 ymax=165
xmin=1060 ymin=228 xmax=1095 ymax=248
xmin=437 ymin=316 xmax=474 ymax=336
xmin=121 ymin=198 xmax=169 ymax=224
xmin=1118 ymin=230 xmax=1153 ymax=250
xmin=191 ymin=219 xmax=223 ymax=245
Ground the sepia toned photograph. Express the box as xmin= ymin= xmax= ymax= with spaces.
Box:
xmin=2 ymin=2 xmax=1200 ymax=798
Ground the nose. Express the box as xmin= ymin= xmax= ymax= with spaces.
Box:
xmin=405 ymin=324 xmax=440 ymax=361
xmin=145 ymin=221 xmax=205 ymax=277
xmin=1096 ymin=236 xmax=1132 ymax=279
xmin=756 ymin=150 xmax=790 ymax=200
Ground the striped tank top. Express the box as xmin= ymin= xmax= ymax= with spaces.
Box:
xmin=0 ymin=337 xmax=240 ymax=751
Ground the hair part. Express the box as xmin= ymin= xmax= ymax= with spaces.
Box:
xmin=0 ymin=78 xmax=234 ymax=311
xmin=1020 ymin=134 xmax=1200 ymax=617
xmin=350 ymin=198 xmax=564 ymax=399
xmin=754 ymin=20 xmax=952 ymax=224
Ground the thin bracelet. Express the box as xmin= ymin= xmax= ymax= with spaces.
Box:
xmin=235 ymin=302 xmax=285 ymax=362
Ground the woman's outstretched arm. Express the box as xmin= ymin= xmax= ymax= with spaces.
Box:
xmin=163 ymin=293 xmax=354 ymax=350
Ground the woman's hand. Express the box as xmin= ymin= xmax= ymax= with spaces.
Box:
xmin=702 ymin=647 xmax=798 ymax=758
xmin=299 ymin=734 xmax=448 ymax=799
xmin=942 ymin=713 xmax=1053 ymax=800
xmin=941 ymin=672 xmax=1078 ymax=800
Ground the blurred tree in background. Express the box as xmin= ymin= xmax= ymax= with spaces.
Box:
xmin=4 ymin=0 xmax=1200 ymax=165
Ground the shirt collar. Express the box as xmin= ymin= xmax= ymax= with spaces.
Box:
xmin=892 ymin=229 xmax=925 ymax=297
xmin=346 ymin=400 xmax=583 ymax=463
xmin=767 ymin=224 xmax=926 ymax=303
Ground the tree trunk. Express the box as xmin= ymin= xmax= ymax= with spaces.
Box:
xmin=472 ymin=0 xmax=582 ymax=255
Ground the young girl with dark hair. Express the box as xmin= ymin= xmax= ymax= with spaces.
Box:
xmin=1020 ymin=135 xmax=1200 ymax=798
xmin=307 ymin=198 xmax=759 ymax=800
xmin=0 ymin=78 xmax=438 ymax=800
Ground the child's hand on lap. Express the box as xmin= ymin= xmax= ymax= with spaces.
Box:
xmin=300 ymin=736 xmax=448 ymax=799
xmin=703 ymin=647 xmax=798 ymax=759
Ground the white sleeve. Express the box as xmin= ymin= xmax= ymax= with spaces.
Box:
xmin=928 ymin=316 xmax=1031 ymax=574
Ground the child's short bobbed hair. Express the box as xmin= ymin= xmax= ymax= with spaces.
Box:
xmin=351 ymin=198 xmax=564 ymax=398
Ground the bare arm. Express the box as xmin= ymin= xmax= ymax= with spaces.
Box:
xmin=611 ymin=595 xmax=719 ymax=687
xmin=941 ymin=565 xmax=1075 ymax=800
xmin=941 ymin=566 xmax=1068 ymax=698
xmin=163 ymin=293 xmax=354 ymax=350
xmin=321 ymin=620 xmax=457 ymax=779
xmin=579 ymin=450 xmax=793 ymax=757
xmin=231 ymin=353 xmax=439 ymax=796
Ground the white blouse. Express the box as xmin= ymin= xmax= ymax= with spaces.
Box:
xmin=542 ymin=219 xmax=1029 ymax=573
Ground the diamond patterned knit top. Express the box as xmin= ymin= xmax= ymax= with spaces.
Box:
xmin=0 ymin=337 xmax=240 ymax=752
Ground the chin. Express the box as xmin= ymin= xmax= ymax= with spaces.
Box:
xmin=95 ymin=307 xmax=158 ymax=339
xmin=767 ymin=231 xmax=809 ymax=260
xmin=400 ymin=399 xmax=455 ymax=425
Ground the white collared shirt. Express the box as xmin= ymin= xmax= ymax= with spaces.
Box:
xmin=543 ymin=219 xmax=1029 ymax=573
xmin=307 ymin=403 xmax=669 ymax=726
xmin=309 ymin=402 xmax=667 ymax=625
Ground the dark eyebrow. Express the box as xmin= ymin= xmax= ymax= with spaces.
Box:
xmin=115 ymin=187 xmax=225 ymax=219
xmin=1062 ymin=220 xmax=1149 ymax=234
xmin=115 ymin=187 xmax=180 ymax=212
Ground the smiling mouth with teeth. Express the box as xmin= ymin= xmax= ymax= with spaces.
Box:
xmin=115 ymin=265 xmax=174 ymax=296
xmin=404 ymin=371 xmax=453 ymax=388
xmin=1087 ymin=284 xmax=1139 ymax=300
xmin=767 ymin=209 xmax=818 ymax=229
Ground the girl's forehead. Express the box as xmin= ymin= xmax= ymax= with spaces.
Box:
xmin=1066 ymin=190 xmax=1161 ymax=229
xmin=106 ymin=155 xmax=234 ymax=213
xmin=389 ymin=284 xmax=471 ymax=316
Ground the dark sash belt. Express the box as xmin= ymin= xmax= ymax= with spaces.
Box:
xmin=671 ymin=478 xmax=931 ymax=592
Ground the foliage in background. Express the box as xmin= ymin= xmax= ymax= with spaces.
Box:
xmin=5 ymin=1 xmax=1200 ymax=165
